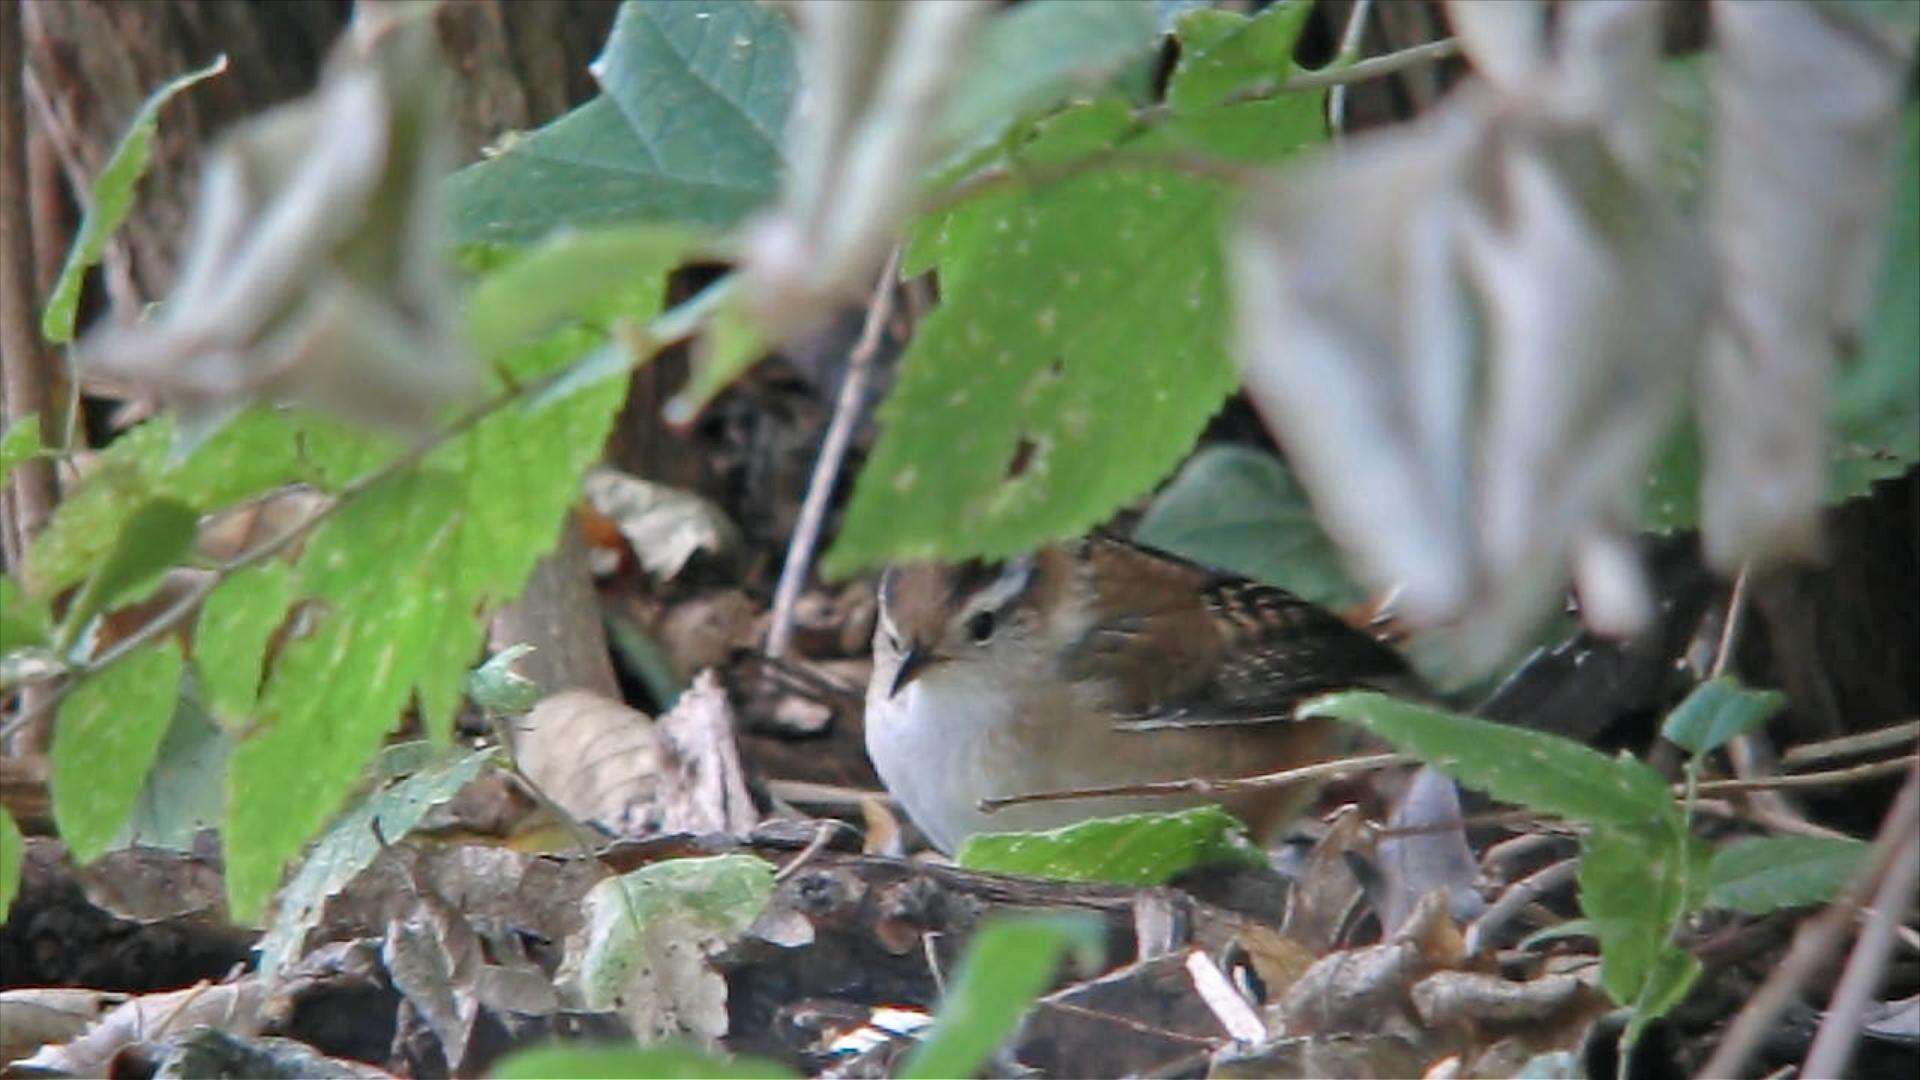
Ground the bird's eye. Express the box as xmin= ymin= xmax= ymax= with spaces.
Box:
xmin=965 ymin=610 xmax=997 ymax=644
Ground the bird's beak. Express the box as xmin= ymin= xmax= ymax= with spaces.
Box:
xmin=890 ymin=644 xmax=932 ymax=698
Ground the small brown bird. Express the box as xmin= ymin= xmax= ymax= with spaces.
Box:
xmin=866 ymin=534 xmax=1416 ymax=852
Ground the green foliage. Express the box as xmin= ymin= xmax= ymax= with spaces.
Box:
xmin=116 ymin=697 xmax=230 ymax=852
xmin=1166 ymin=1 xmax=1313 ymax=113
xmin=899 ymin=913 xmax=1105 ymax=1080
xmin=448 ymin=0 xmax=793 ymax=244
xmin=1302 ymin=692 xmax=1681 ymax=835
xmin=1705 ymin=835 xmax=1869 ymax=915
xmin=56 ymin=498 xmax=199 ymax=651
xmin=51 ymin=643 xmax=185 ymax=862
xmin=1660 ymin=677 xmax=1787 ymax=756
xmin=0 ymin=575 xmax=51 ymax=654
xmin=41 ymin=56 xmax=228 ymax=344
xmin=0 ymin=414 xmax=42 ymax=484
xmin=1133 ymin=445 xmax=1362 ymax=607
xmin=827 ymin=10 xmax=1324 ymax=575
xmin=665 ymin=292 xmax=769 ymax=423
xmin=957 ymin=806 xmax=1264 ymax=886
xmin=192 ymin=564 xmax=297 ymax=721
xmin=467 ymin=644 xmax=543 ymax=715
xmin=493 ymin=1044 xmax=795 ymax=1080
xmin=464 ymin=224 xmax=697 ymax=357
xmin=0 ymin=808 xmax=20 ymax=920
xmin=935 ymin=0 xmax=1161 ymax=168
xmin=1578 ymin=826 xmax=1702 ymax=1021
xmin=257 ymin=745 xmax=494 ymax=974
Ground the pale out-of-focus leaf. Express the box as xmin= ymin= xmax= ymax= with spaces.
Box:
xmin=42 ymin=56 xmax=228 ymax=344
xmin=76 ymin=10 xmax=475 ymax=436
xmin=1230 ymin=1 xmax=1706 ymax=678
xmin=52 ymin=643 xmax=185 ymax=863
xmin=743 ymin=3 xmax=986 ymax=338
xmin=114 ymin=697 xmax=230 ymax=853
xmin=567 ymin=854 xmax=774 ymax=1043
xmin=582 ymin=468 xmax=741 ymax=580
xmin=451 ymin=1 xmax=796 ymax=246
xmin=463 ymin=224 xmax=695 ymax=358
xmin=1134 ymin=445 xmax=1363 ymax=608
xmin=1699 ymin=1 xmax=1918 ymax=570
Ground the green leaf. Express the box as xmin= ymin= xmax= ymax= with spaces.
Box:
xmin=493 ymin=1044 xmax=795 ymax=1080
xmin=467 ymin=643 xmax=543 ymax=715
xmin=192 ymin=563 xmax=296 ymax=720
xmin=1705 ymin=835 xmax=1868 ymax=915
xmin=936 ymin=0 xmax=1161 ymax=166
xmin=51 ymin=642 xmax=185 ymax=862
xmin=0 ymin=576 xmax=51 ymax=653
xmin=1166 ymin=1 xmax=1313 ymax=113
xmin=573 ymin=855 xmax=776 ymax=1031
xmin=256 ymin=745 xmax=493 ymax=972
xmin=1625 ymin=945 xmax=1702 ymax=1043
xmin=957 ymin=806 xmax=1264 ymax=886
xmin=115 ymin=695 xmax=230 ymax=852
xmin=664 ymin=293 xmax=769 ymax=423
xmin=1303 ymin=691 xmax=1681 ymax=834
xmin=0 ymin=414 xmax=42 ymax=485
xmin=1134 ymin=445 xmax=1363 ymax=608
xmin=448 ymin=0 xmax=794 ymax=245
xmin=899 ymin=913 xmax=1105 ymax=1080
xmin=0 ymin=807 xmax=21 ymax=920
xmin=463 ymin=224 xmax=695 ymax=357
xmin=827 ymin=108 xmax=1239 ymax=573
xmin=1661 ymin=677 xmax=1787 ymax=756
xmin=56 ymin=498 xmax=199 ymax=651
xmin=1578 ymin=826 xmax=1698 ymax=1011
xmin=1827 ymin=107 xmax=1920 ymax=499
xmin=41 ymin=56 xmax=228 ymax=344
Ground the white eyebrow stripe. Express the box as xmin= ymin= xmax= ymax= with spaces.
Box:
xmin=970 ymin=555 xmax=1036 ymax=614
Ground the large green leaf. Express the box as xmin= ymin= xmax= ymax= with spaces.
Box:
xmin=0 ymin=576 xmax=50 ymax=654
xmin=448 ymin=0 xmax=794 ymax=244
xmin=900 ymin=913 xmax=1104 ymax=1080
xmin=1660 ymin=677 xmax=1786 ymax=757
xmin=256 ymin=745 xmax=494 ymax=972
xmin=51 ymin=642 xmax=185 ymax=862
xmin=41 ymin=56 xmax=228 ymax=344
xmin=1705 ymin=835 xmax=1868 ymax=915
xmin=827 ymin=9 xmax=1323 ymax=575
xmin=494 ymin=1045 xmax=794 ymax=1080
xmin=464 ymin=224 xmax=696 ymax=356
xmin=1134 ymin=445 xmax=1363 ymax=607
xmin=192 ymin=563 xmax=297 ymax=720
xmin=1165 ymin=1 xmax=1313 ymax=114
xmin=0 ymin=414 xmax=42 ymax=485
xmin=1302 ymin=691 xmax=1682 ymax=835
xmin=957 ymin=806 xmax=1264 ymax=886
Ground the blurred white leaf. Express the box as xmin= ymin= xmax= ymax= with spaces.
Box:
xmin=1699 ymin=0 xmax=1918 ymax=569
xmin=1231 ymin=1 xmax=1705 ymax=677
xmin=77 ymin=7 xmax=475 ymax=437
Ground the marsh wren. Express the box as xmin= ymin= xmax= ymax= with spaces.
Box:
xmin=866 ymin=535 xmax=1415 ymax=852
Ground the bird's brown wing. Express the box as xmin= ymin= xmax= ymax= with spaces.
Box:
xmin=1061 ymin=534 xmax=1415 ymax=730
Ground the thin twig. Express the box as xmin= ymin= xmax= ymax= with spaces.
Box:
xmin=1327 ymin=0 xmax=1374 ymax=136
xmin=765 ymin=249 xmax=901 ymax=660
xmin=1465 ymin=856 xmax=1580 ymax=957
xmin=1697 ymin=765 xmax=1920 ymax=1079
xmin=1688 ymin=755 xmax=1917 ymax=796
xmin=1276 ymin=36 xmax=1459 ymax=94
xmin=1708 ymin=563 xmax=1828 ymax=838
xmin=1804 ymin=813 xmax=1920 ymax=1077
xmin=0 ymin=276 xmax=732 ymax=742
xmin=772 ymin=819 xmax=839 ymax=884
xmin=1782 ymin=719 xmax=1920 ymax=770
xmin=977 ymin=752 xmax=1416 ymax=813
